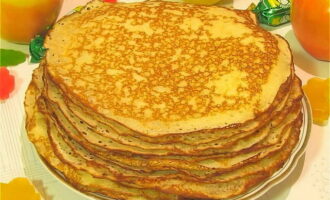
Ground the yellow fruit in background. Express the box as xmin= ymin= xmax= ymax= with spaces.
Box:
xmin=0 ymin=177 xmax=41 ymax=200
xmin=0 ymin=0 xmax=63 ymax=44
xmin=303 ymin=77 xmax=330 ymax=126
xmin=182 ymin=0 xmax=222 ymax=5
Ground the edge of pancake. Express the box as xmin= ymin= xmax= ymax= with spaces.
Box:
xmin=24 ymin=79 xmax=179 ymax=200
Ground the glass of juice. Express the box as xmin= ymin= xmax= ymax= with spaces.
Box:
xmin=1 ymin=0 xmax=63 ymax=44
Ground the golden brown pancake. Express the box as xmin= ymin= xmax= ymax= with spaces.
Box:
xmin=44 ymin=0 xmax=293 ymax=136
xmin=25 ymin=82 xmax=178 ymax=200
xmin=24 ymin=1 xmax=305 ymax=199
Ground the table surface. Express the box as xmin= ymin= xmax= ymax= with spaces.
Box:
xmin=0 ymin=0 xmax=329 ymax=200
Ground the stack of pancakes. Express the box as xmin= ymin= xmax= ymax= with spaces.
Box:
xmin=25 ymin=1 xmax=304 ymax=199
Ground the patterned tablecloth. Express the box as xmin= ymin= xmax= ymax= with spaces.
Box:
xmin=0 ymin=0 xmax=329 ymax=199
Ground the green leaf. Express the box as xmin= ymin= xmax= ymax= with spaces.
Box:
xmin=0 ymin=49 xmax=27 ymax=66
xmin=29 ymin=35 xmax=47 ymax=63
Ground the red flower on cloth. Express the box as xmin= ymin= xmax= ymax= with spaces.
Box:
xmin=0 ymin=67 xmax=15 ymax=100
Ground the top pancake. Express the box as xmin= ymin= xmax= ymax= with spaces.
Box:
xmin=44 ymin=0 xmax=292 ymax=136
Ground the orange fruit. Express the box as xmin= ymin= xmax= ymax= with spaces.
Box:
xmin=0 ymin=0 xmax=63 ymax=44
xmin=291 ymin=0 xmax=330 ymax=61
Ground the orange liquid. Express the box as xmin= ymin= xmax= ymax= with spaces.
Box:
xmin=0 ymin=0 xmax=63 ymax=44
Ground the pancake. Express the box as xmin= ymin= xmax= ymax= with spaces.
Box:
xmin=48 ymin=100 xmax=302 ymax=178
xmin=25 ymin=82 xmax=178 ymax=200
xmin=43 ymin=85 xmax=301 ymax=157
xmin=39 ymin=61 xmax=297 ymax=156
xmin=24 ymin=1 xmax=305 ymax=199
xmin=47 ymin=91 xmax=301 ymax=174
xmin=44 ymin=66 xmax=293 ymax=146
xmin=40 ymin=63 xmax=298 ymax=154
xmin=42 ymin=95 xmax=302 ymax=198
xmin=44 ymin=0 xmax=293 ymax=136
xmin=29 ymin=63 xmax=299 ymax=180
xmin=46 ymin=97 xmax=269 ymax=155
xmin=32 ymin=65 xmax=300 ymax=180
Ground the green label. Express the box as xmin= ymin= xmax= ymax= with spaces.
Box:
xmin=253 ymin=0 xmax=291 ymax=26
xmin=29 ymin=35 xmax=47 ymax=63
